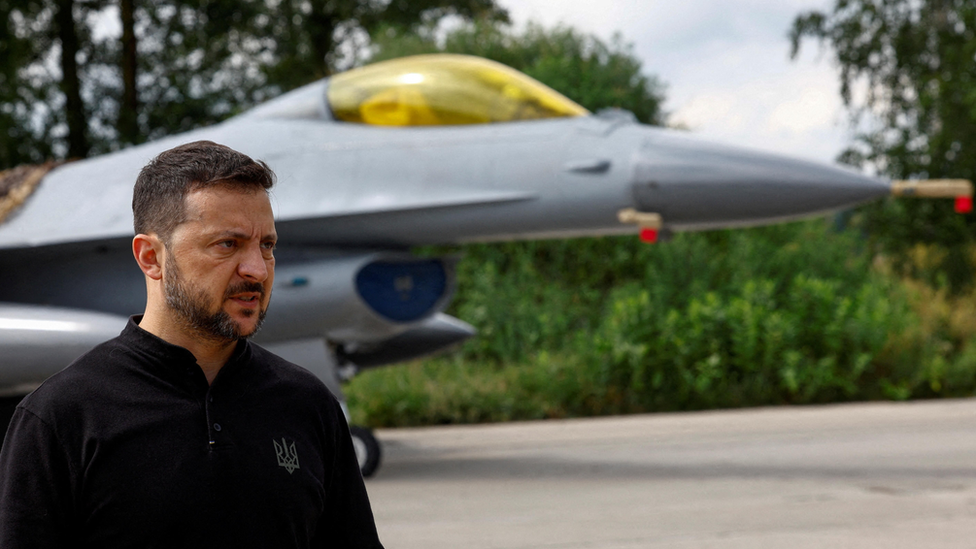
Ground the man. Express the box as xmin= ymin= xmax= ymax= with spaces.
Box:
xmin=0 ymin=141 xmax=384 ymax=548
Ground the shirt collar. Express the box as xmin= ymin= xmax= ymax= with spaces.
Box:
xmin=119 ymin=315 xmax=251 ymax=388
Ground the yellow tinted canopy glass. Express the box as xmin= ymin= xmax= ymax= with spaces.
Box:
xmin=327 ymin=54 xmax=589 ymax=126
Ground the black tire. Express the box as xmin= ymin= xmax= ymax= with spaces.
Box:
xmin=349 ymin=425 xmax=381 ymax=478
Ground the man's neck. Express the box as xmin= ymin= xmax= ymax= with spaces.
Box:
xmin=138 ymin=311 xmax=237 ymax=384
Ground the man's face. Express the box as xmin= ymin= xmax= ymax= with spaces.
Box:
xmin=161 ymin=186 xmax=276 ymax=342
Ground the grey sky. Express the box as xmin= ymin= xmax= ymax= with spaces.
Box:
xmin=500 ymin=0 xmax=849 ymax=164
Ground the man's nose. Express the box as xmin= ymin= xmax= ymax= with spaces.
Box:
xmin=238 ymin=244 xmax=270 ymax=281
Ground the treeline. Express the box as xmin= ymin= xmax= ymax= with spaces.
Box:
xmin=0 ymin=0 xmax=508 ymax=167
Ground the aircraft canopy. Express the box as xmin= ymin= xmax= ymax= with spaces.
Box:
xmin=327 ymin=54 xmax=589 ymax=126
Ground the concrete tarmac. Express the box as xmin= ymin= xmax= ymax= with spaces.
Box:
xmin=364 ymin=399 xmax=976 ymax=548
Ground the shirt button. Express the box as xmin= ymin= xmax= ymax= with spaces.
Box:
xmin=213 ymin=423 xmax=222 ymax=432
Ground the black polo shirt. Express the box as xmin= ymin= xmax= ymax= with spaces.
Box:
xmin=0 ymin=317 xmax=383 ymax=548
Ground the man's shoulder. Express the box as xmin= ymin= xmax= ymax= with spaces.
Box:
xmin=247 ymin=343 xmax=337 ymax=399
xmin=18 ymin=336 xmax=129 ymax=419
xmin=244 ymin=344 xmax=346 ymax=427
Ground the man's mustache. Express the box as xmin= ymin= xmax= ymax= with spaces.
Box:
xmin=225 ymin=281 xmax=265 ymax=299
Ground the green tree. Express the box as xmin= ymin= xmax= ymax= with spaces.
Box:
xmin=370 ymin=20 xmax=666 ymax=125
xmin=122 ymin=0 xmax=274 ymax=144
xmin=254 ymin=0 xmax=507 ymax=92
xmin=0 ymin=0 xmax=507 ymax=170
xmin=0 ymin=0 xmax=105 ymax=164
xmin=790 ymin=0 xmax=976 ymax=290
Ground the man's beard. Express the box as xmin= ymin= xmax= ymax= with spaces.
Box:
xmin=164 ymin=255 xmax=268 ymax=342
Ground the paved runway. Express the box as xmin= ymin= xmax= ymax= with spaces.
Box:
xmin=363 ymin=399 xmax=976 ymax=548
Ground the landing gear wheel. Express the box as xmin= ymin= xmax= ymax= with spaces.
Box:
xmin=350 ymin=425 xmax=381 ymax=478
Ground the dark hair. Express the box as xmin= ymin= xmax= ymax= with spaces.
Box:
xmin=132 ymin=140 xmax=275 ymax=241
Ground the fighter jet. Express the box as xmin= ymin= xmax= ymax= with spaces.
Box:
xmin=0 ymin=54 xmax=968 ymax=476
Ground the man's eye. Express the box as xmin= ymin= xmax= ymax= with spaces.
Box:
xmin=219 ymin=240 xmax=235 ymax=248
xmin=261 ymin=241 xmax=276 ymax=250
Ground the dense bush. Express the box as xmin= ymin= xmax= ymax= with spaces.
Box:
xmin=346 ymin=219 xmax=976 ymax=427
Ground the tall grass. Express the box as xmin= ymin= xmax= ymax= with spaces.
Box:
xmin=346 ymin=219 xmax=976 ymax=427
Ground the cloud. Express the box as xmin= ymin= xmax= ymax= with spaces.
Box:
xmin=669 ymin=61 xmax=846 ymax=162
xmin=767 ymin=83 xmax=840 ymax=134
xmin=672 ymin=93 xmax=743 ymax=131
xmin=499 ymin=0 xmax=850 ymax=164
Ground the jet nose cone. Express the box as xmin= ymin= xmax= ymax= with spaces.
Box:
xmin=631 ymin=130 xmax=890 ymax=230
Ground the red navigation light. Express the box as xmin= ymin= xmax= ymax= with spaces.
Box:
xmin=639 ymin=228 xmax=658 ymax=243
xmin=955 ymin=196 xmax=973 ymax=214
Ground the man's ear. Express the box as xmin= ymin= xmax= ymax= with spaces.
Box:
xmin=133 ymin=233 xmax=164 ymax=280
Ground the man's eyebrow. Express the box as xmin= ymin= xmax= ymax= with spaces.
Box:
xmin=209 ymin=231 xmax=250 ymax=240
xmin=204 ymin=230 xmax=277 ymax=241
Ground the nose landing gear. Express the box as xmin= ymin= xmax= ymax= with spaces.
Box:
xmin=350 ymin=425 xmax=381 ymax=478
